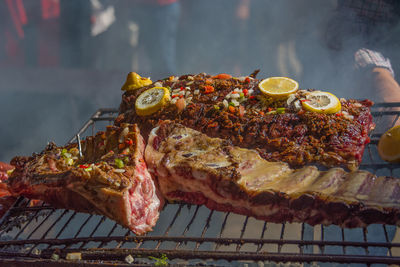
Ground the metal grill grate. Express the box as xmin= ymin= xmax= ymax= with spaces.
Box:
xmin=1 ymin=104 xmax=400 ymax=266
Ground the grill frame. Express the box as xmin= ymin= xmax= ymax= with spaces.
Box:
xmin=1 ymin=104 xmax=400 ymax=266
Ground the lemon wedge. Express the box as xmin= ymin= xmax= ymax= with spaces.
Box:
xmin=378 ymin=125 xmax=400 ymax=163
xmin=135 ymin=87 xmax=170 ymax=116
xmin=122 ymin=72 xmax=152 ymax=91
xmin=258 ymin=77 xmax=299 ymax=98
xmin=301 ymin=91 xmax=341 ymax=114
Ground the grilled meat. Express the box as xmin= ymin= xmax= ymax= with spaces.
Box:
xmin=8 ymin=124 xmax=161 ymax=235
xmin=116 ymin=72 xmax=375 ymax=171
xmin=146 ymin=122 xmax=400 ymax=228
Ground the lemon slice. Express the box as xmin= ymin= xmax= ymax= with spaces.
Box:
xmin=302 ymin=91 xmax=341 ymax=114
xmin=378 ymin=125 xmax=400 ymax=163
xmin=122 ymin=72 xmax=152 ymax=91
xmin=258 ymin=77 xmax=299 ymax=98
xmin=135 ymin=87 xmax=170 ymax=116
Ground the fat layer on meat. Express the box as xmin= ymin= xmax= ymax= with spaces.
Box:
xmin=146 ymin=121 xmax=400 ymax=228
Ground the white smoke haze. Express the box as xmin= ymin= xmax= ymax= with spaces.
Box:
xmin=0 ymin=0 xmax=398 ymax=161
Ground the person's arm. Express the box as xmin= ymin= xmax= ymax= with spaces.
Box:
xmin=371 ymin=67 xmax=400 ymax=103
xmin=355 ymin=48 xmax=400 ymax=102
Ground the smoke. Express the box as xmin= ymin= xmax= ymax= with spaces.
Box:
xmin=0 ymin=0 xmax=398 ymax=162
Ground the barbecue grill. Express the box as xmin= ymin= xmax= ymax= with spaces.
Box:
xmin=1 ymin=103 xmax=400 ymax=266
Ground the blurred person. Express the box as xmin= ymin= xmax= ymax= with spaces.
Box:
xmin=325 ymin=0 xmax=400 ymax=103
xmin=177 ymin=0 xmax=245 ymax=75
xmin=0 ymin=0 xmax=60 ymax=67
xmin=23 ymin=0 xmax=60 ymax=67
xmin=59 ymin=0 xmax=92 ymax=68
xmin=121 ymin=0 xmax=181 ymax=79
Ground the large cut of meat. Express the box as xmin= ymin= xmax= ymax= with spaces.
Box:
xmin=8 ymin=124 xmax=161 ymax=235
xmin=116 ymin=72 xmax=375 ymax=171
xmin=146 ymin=121 xmax=400 ymax=228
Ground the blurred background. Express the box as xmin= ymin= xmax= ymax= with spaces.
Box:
xmin=1 ymin=0 xmax=400 ymax=162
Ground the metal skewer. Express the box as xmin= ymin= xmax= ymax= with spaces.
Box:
xmin=76 ymin=134 xmax=83 ymax=158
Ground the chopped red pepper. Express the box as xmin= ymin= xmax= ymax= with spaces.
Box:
xmin=79 ymin=164 xmax=88 ymax=169
xmin=212 ymin=73 xmax=232 ymax=80
xmin=243 ymin=89 xmax=248 ymax=96
xmin=249 ymin=95 xmax=256 ymax=100
xmin=205 ymin=78 xmax=213 ymax=85
xmin=172 ymin=94 xmax=178 ymax=98
xmin=245 ymin=77 xmax=251 ymax=83
xmin=125 ymin=139 xmax=133 ymax=146
xmin=267 ymin=107 xmax=273 ymax=112
xmin=179 ymin=95 xmax=184 ymax=98
xmin=259 ymin=111 xmax=265 ymax=116
xmin=180 ymin=87 xmax=185 ymax=91
xmin=228 ymin=106 xmax=236 ymax=113
xmin=300 ymin=99 xmax=310 ymax=102
xmin=97 ymin=141 xmax=105 ymax=148
xmin=204 ymin=85 xmax=215 ymax=94
xmin=336 ymin=113 xmax=343 ymax=117
xmin=208 ymin=122 xmax=218 ymax=128
xmin=239 ymin=105 xmax=245 ymax=117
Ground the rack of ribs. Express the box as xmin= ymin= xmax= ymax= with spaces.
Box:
xmin=145 ymin=121 xmax=399 ymax=228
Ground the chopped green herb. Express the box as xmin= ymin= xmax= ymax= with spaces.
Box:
xmin=229 ymin=102 xmax=235 ymax=106
xmin=115 ymin=158 xmax=124 ymax=169
xmin=149 ymin=254 xmax=169 ymax=266
xmin=276 ymin=107 xmax=286 ymax=114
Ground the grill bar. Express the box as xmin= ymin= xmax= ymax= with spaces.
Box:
xmin=0 ymin=248 xmax=399 ymax=265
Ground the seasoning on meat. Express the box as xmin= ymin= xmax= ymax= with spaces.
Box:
xmin=116 ymin=72 xmax=375 ymax=171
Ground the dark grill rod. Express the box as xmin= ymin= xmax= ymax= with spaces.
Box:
xmin=175 ymin=205 xmax=201 ymax=249
xmin=98 ymin=222 xmax=119 ymax=249
xmin=27 ymin=209 xmax=70 ymax=255
xmin=92 ymin=117 xmax=117 ymax=122
xmin=194 ymin=209 xmax=214 ymax=251
xmin=154 ymin=204 xmax=184 ymax=250
xmin=390 ymin=113 xmax=400 ymax=128
xmin=362 ymin=227 xmax=369 ymax=257
xmin=4 ymin=248 xmax=400 ymax=265
xmin=2 ymin=235 xmax=396 ymax=250
xmin=114 ymin=229 xmax=131 ymax=249
xmin=299 ymin=223 xmax=305 ymax=254
xmin=236 ymin=216 xmax=249 ymax=252
xmin=256 ymin=221 xmax=267 ymax=253
xmin=63 ymin=214 xmax=93 ymax=250
xmin=277 ymin=223 xmax=286 ymax=253
xmin=12 ymin=207 xmax=43 ymax=241
xmin=320 ymin=225 xmax=325 ymax=254
xmin=24 ymin=208 xmax=56 ymax=240
xmin=341 ymin=228 xmax=346 ymax=255
xmin=383 ymin=225 xmax=393 ymax=257
xmin=51 ymin=211 xmax=78 ymax=242
xmin=373 ymin=102 xmax=400 ymax=107
xmin=214 ymin=212 xmax=230 ymax=251
xmin=371 ymin=110 xmax=400 ymax=116
xmin=78 ymin=216 xmax=107 ymax=249
xmin=0 ymin=197 xmax=31 ymax=236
